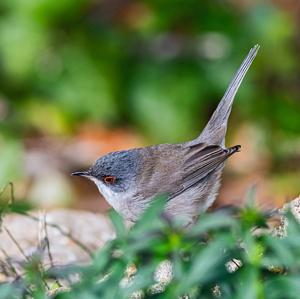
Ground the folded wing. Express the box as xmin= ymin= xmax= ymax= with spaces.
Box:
xmin=169 ymin=143 xmax=240 ymax=199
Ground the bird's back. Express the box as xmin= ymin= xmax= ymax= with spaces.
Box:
xmin=131 ymin=142 xmax=240 ymax=223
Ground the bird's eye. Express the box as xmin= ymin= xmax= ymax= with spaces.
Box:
xmin=103 ymin=176 xmax=116 ymax=184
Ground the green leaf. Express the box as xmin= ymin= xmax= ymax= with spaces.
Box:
xmin=109 ymin=209 xmax=126 ymax=238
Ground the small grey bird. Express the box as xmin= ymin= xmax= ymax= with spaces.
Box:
xmin=72 ymin=45 xmax=260 ymax=224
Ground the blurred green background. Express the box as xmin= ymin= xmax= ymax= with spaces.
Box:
xmin=0 ymin=0 xmax=299 ymax=211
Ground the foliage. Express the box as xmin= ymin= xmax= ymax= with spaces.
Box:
xmin=0 ymin=0 xmax=299 ymax=142
xmin=1 ymin=195 xmax=300 ymax=299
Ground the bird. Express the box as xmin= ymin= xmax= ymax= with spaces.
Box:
xmin=72 ymin=45 xmax=260 ymax=224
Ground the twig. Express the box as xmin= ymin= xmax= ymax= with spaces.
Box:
xmin=2 ymin=183 xmax=93 ymax=257
xmin=3 ymin=225 xmax=51 ymax=291
xmin=0 ymin=248 xmax=19 ymax=279
xmin=0 ymin=182 xmax=15 ymax=230
xmin=0 ymin=251 xmax=33 ymax=297
xmin=42 ymin=213 xmax=63 ymax=287
xmin=2 ymin=228 xmax=49 ymax=290
xmin=3 ymin=226 xmax=29 ymax=262
xmin=21 ymin=212 xmax=94 ymax=258
xmin=8 ymin=182 xmax=15 ymax=204
xmin=33 ymin=213 xmax=51 ymax=291
xmin=0 ymin=260 xmax=10 ymax=277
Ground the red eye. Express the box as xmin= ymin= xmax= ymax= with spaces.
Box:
xmin=103 ymin=176 xmax=116 ymax=184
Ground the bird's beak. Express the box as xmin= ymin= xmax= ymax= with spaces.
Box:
xmin=71 ymin=171 xmax=90 ymax=177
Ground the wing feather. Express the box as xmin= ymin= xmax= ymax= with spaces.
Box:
xmin=169 ymin=143 xmax=240 ymax=199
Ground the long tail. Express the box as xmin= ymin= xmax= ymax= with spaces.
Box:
xmin=197 ymin=44 xmax=260 ymax=146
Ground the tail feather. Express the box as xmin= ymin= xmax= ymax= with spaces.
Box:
xmin=226 ymin=145 xmax=241 ymax=156
xmin=197 ymin=45 xmax=260 ymax=146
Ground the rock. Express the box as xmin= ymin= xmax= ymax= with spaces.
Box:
xmin=151 ymin=260 xmax=173 ymax=294
xmin=0 ymin=209 xmax=114 ymax=281
xmin=272 ymin=195 xmax=300 ymax=238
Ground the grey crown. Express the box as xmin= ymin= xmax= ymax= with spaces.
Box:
xmin=89 ymin=150 xmax=140 ymax=193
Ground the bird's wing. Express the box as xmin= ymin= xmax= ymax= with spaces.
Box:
xmin=169 ymin=143 xmax=240 ymax=199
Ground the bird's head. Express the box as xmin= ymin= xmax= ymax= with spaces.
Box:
xmin=72 ymin=149 xmax=140 ymax=202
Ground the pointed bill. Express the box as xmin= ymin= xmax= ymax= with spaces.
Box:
xmin=71 ymin=171 xmax=91 ymax=177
